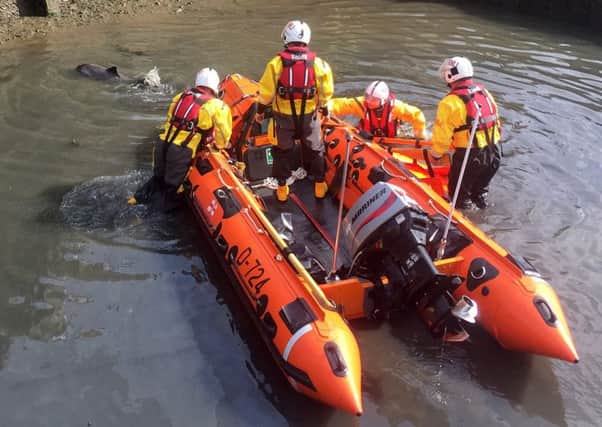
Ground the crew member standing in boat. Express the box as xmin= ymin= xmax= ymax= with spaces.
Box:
xmin=129 ymin=67 xmax=232 ymax=210
xmin=327 ymin=80 xmax=426 ymax=139
xmin=430 ymin=57 xmax=502 ymax=209
xmin=257 ymin=20 xmax=334 ymax=202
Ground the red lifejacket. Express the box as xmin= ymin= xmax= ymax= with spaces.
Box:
xmin=164 ymin=87 xmax=215 ymax=147
xmin=358 ymin=95 xmax=396 ymax=137
xmin=277 ymin=45 xmax=317 ymax=102
xmin=449 ymin=79 xmax=498 ymax=145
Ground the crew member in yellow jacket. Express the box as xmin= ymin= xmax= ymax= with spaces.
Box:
xmin=130 ymin=67 xmax=232 ymax=210
xmin=327 ymin=80 xmax=426 ymax=139
xmin=430 ymin=57 xmax=502 ymax=209
xmin=257 ymin=20 xmax=334 ymax=202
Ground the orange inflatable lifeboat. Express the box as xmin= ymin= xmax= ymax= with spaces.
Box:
xmin=185 ymin=73 xmax=578 ymax=414
xmin=318 ymin=120 xmax=578 ymax=363
xmin=187 ymin=77 xmax=362 ymax=415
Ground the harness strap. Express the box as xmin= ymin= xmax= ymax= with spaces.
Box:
xmin=284 ymin=56 xmax=312 ymax=139
xmin=452 ymin=86 xmax=498 ymax=146
xmin=482 ymin=94 xmax=496 ymax=147
xmin=297 ymin=65 xmax=310 ymax=136
xmin=353 ymin=96 xmax=365 ymax=114
xmin=364 ymin=99 xmax=392 ymax=137
xmin=163 ymin=89 xmax=214 ymax=159
xmin=454 ymin=114 xmax=497 ymax=132
xmin=163 ymin=92 xmax=187 ymax=146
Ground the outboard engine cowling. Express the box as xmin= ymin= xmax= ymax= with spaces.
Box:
xmin=344 ymin=182 xmax=438 ymax=301
xmin=343 ymin=182 xmax=470 ymax=340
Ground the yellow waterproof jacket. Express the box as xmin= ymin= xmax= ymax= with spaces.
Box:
xmin=327 ymin=96 xmax=426 ymax=137
xmin=432 ymin=90 xmax=501 ymax=156
xmin=159 ymin=91 xmax=233 ymax=154
xmin=258 ymin=53 xmax=334 ymax=115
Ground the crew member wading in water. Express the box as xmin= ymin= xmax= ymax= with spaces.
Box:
xmin=129 ymin=67 xmax=232 ymax=211
xmin=429 ymin=56 xmax=502 ymax=209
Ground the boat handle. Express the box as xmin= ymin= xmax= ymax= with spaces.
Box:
xmin=380 ymin=159 xmax=407 ymax=181
xmin=242 ymin=207 xmax=264 ymax=234
xmin=216 ymin=167 xmax=234 ymax=190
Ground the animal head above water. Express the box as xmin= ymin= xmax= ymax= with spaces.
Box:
xmin=75 ymin=63 xmax=122 ymax=80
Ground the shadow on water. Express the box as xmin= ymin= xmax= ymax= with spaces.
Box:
xmin=381 ymin=312 xmax=567 ymax=426
xmin=57 ymin=172 xmax=348 ymax=423
xmin=417 ymin=0 xmax=602 ymax=45
xmin=178 ymin=211 xmax=354 ymax=426
xmin=461 ymin=326 xmax=568 ymax=426
xmin=3 ymin=172 xmax=165 ymax=371
xmin=0 ymin=204 xmax=71 ymax=370
xmin=352 ymin=316 xmax=452 ymax=426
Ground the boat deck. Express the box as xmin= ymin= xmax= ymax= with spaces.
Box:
xmin=254 ymin=179 xmax=351 ymax=283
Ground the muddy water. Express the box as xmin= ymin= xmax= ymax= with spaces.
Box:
xmin=0 ymin=1 xmax=601 ymax=426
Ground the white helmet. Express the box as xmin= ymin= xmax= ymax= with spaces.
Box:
xmin=364 ymin=81 xmax=390 ymax=109
xmin=281 ymin=20 xmax=311 ymax=45
xmin=439 ymin=56 xmax=473 ymax=84
xmin=195 ymin=67 xmax=220 ymax=95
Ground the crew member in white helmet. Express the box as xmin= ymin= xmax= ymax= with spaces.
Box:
xmin=130 ymin=67 xmax=232 ymax=210
xmin=327 ymin=80 xmax=426 ymax=139
xmin=257 ymin=20 xmax=334 ymax=202
xmin=430 ymin=57 xmax=502 ymax=209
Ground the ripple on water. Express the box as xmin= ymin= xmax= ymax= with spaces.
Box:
xmin=60 ymin=170 xmax=152 ymax=231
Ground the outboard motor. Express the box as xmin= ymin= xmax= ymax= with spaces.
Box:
xmin=343 ymin=182 xmax=473 ymax=340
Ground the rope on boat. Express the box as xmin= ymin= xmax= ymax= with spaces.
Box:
xmin=437 ymin=103 xmax=482 ymax=260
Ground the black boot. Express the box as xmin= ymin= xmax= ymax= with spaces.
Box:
xmin=456 ymin=197 xmax=474 ymax=210
xmin=472 ymin=193 xmax=489 ymax=209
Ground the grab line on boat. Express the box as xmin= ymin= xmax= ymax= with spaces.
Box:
xmin=283 ymin=323 xmax=313 ymax=361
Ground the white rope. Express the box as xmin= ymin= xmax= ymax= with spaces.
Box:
xmin=437 ymin=102 xmax=482 ymax=260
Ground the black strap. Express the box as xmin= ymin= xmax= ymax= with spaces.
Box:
xmin=482 ymin=120 xmax=492 ymax=147
xmin=236 ymin=102 xmax=258 ymax=160
xmin=281 ymin=59 xmax=316 ymax=139
xmin=163 ymin=92 xmax=187 ymax=146
xmin=423 ymin=148 xmax=435 ymax=177
xmin=288 ymin=92 xmax=300 ymax=139
xmin=353 ymin=96 xmax=365 ymax=113
xmin=180 ymin=129 xmax=197 ymax=149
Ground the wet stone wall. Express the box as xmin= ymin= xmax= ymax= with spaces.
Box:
xmin=443 ymin=0 xmax=602 ymax=29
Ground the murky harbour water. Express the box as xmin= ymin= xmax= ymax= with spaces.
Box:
xmin=0 ymin=1 xmax=601 ymax=426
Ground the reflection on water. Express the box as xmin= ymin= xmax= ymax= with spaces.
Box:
xmin=0 ymin=280 xmax=67 ymax=368
xmin=0 ymin=0 xmax=601 ymax=425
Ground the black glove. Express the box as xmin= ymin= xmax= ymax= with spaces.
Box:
xmin=358 ymin=129 xmax=373 ymax=140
